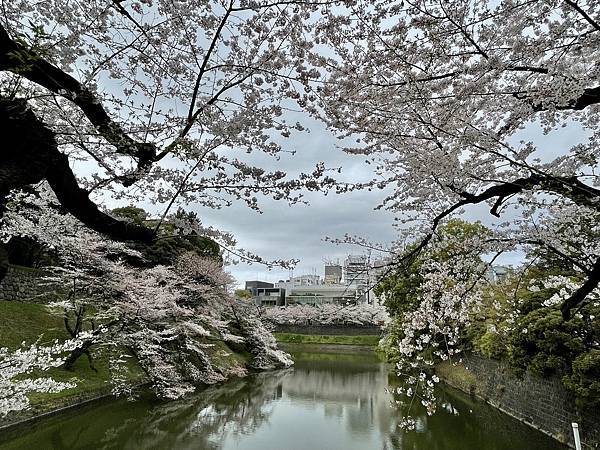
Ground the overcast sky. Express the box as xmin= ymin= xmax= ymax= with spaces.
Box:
xmin=187 ymin=116 xmax=399 ymax=288
xmin=189 ymin=115 xmax=589 ymax=288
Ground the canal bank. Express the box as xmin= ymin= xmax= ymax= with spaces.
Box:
xmin=0 ymin=345 xmax=565 ymax=450
xmin=435 ymin=353 xmax=600 ymax=449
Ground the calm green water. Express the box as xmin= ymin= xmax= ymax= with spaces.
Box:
xmin=0 ymin=348 xmax=565 ymax=450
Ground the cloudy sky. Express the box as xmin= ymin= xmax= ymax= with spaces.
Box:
xmin=187 ymin=115 xmax=399 ymax=288
xmin=187 ymin=114 xmax=589 ymax=288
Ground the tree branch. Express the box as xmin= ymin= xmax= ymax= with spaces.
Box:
xmin=406 ymin=172 xmax=600 ymax=319
xmin=0 ymin=24 xmax=156 ymax=183
xmin=527 ymin=85 xmax=600 ymax=111
xmin=1 ymin=97 xmax=155 ymax=246
xmin=561 ymin=256 xmax=600 ymax=320
xmin=563 ymin=0 xmax=600 ymax=32
xmin=187 ymin=2 xmax=233 ymax=124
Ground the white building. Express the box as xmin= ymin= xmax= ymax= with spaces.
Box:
xmin=286 ymin=284 xmax=361 ymax=306
xmin=275 ymin=274 xmax=322 ymax=295
xmin=343 ymin=255 xmax=370 ymax=287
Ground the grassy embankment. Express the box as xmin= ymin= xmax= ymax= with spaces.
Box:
xmin=0 ymin=300 xmax=146 ymax=417
xmin=0 ymin=300 xmax=250 ymax=420
xmin=434 ymin=359 xmax=478 ymax=394
xmin=273 ymin=332 xmax=380 ymax=346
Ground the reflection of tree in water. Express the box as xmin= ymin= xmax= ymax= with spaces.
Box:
xmin=384 ymin=373 xmax=564 ymax=450
xmin=2 ymin=355 xmax=565 ymax=450
xmin=98 ymin=369 xmax=293 ymax=450
xmin=286 ymin=356 xmax=402 ymax=444
xmin=186 ymin=370 xmax=293 ymax=448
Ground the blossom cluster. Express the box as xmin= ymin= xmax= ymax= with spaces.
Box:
xmin=0 ymin=333 xmax=92 ymax=417
xmin=264 ymin=303 xmax=389 ymax=327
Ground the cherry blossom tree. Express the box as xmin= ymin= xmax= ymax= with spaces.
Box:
xmin=310 ymin=0 xmax=600 ymax=424
xmin=0 ymin=0 xmax=341 ymax=279
xmin=313 ymin=0 xmax=600 ymax=320
xmin=264 ymin=303 xmax=389 ymax=326
xmin=0 ymin=183 xmax=292 ymax=412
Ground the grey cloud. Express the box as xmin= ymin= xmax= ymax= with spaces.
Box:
xmin=198 ymin=188 xmax=396 ymax=287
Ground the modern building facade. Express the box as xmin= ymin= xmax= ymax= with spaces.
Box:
xmin=324 ymin=264 xmax=342 ymax=284
xmin=286 ymin=284 xmax=360 ymax=306
xmin=245 ymin=281 xmax=286 ymax=307
xmin=343 ymin=255 xmax=370 ymax=287
xmin=274 ymin=274 xmax=322 ymax=294
xmin=245 ymin=280 xmax=275 ymax=295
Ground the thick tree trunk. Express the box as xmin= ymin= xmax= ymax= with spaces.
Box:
xmin=0 ymin=24 xmax=157 ymax=172
xmin=63 ymin=340 xmax=97 ymax=372
xmin=0 ymin=98 xmax=57 ymax=193
xmin=0 ymin=97 xmax=155 ymax=283
xmin=0 ymin=97 xmax=58 ymax=282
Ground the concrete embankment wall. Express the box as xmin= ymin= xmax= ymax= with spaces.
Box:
xmin=274 ymin=324 xmax=382 ymax=336
xmin=437 ymin=353 xmax=600 ymax=449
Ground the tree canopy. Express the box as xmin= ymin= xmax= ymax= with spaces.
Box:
xmin=313 ymin=0 xmax=600 ymax=320
xmin=0 ymin=0 xmax=338 ymax=274
xmin=2 ymin=0 xmax=600 ymax=426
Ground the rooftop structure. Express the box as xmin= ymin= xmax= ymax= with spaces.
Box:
xmin=343 ymin=255 xmax=369 ymax=287
xmin=274 ymin=274 xmax=322 ymax=294
xmin=245 ymin=280 xmax=274 ymax=295
xmin=245 ymin=281 xmax=286 ymax=307
xmin=324 ymin=265 xmax=342 ymax=284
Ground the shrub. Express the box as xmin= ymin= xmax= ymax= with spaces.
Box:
xmin=476 ymin=329 xmax=508 ymax=360
xmin=563 ymin=350 xmax=600 ymax=407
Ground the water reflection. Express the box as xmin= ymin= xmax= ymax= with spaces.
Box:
xmin=0 ymin=350 xmax=565 ymax=450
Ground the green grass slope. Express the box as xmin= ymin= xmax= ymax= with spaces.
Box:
xmin=0 ymin=300 xmax=254 ymax=422
xmin=273 ymin=332 xmax=380 ymax=346
xmin=0 ymin=300 xmax=146 ymax=418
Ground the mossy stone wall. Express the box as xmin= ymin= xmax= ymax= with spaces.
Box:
xmin=0 ymin=265 xmax=65 ymax=303
xmin=437 ymin=353 xmax=600 ymax=449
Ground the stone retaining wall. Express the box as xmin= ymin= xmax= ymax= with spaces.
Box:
xmin=437 ymin=353 xmax=600 ymax=449
xmin=274 ymin=324 xmax=382 ymax=336
xmin=0 ymin=265 xmax=64 ymax=303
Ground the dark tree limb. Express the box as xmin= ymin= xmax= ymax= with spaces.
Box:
xmin=63 ymin=339 xmax=96 ymax=372
xmin=187 ymin=1 xmax=234 ymax=124
xmin=528 ymin=85 xmax=600 ymax=111
xmin=63 ymin=318 xmax=119 ymax=371
xmin=564 ymin=0 xmax=600 ymax=32
xmin=404 ymin=173 xmax=600 ymax=320
xmin=561 ymin=256 xmax=600 ymax=320
xmin=45 ymin=150 xmax=155 ymax=242
xmin=0 ymin=24 xmax=156 ymax=183
xmin=0 ymin=97 xmax=155 ymax=272
xmin=64 ymin=314 xmax=75 ymax=338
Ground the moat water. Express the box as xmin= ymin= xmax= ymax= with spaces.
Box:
xmin=0 ymin=346 xmax=566 ymax=450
